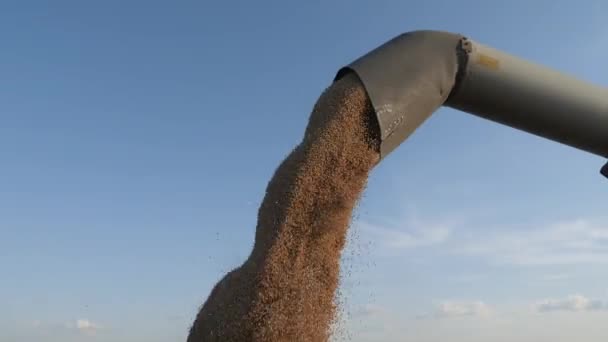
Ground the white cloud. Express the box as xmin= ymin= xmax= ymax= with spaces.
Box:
xmin=357 ymin=218 xmax=452 ymax=250
xmin=455 ymin=219 xmax=608 ymax=266
xmin=358 ymin=215 xmax=608 ymax=266
xmin=77 ymin=319 xmax=99 ymax=331
xmin=452 ymin=273 xmax=487 ymax=284
xmin=417 ymin=301 xmax=494 ymax=320
xmin=539 ymin=274 xmax=571 ymax=282
xmin=25 ymin=319 xmax=103 ymax=337
xmin=354 ymin=303 xmax=387 ymax=318
xmin=436 ymin=301 xmax=493 ymax=318
xmin=64 ymin=319 xmax=101 ymax=335
xmin=534 ymin=294 xmax=607 ymax=313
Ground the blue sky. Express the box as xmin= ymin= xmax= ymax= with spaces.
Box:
xmin=1 ymin=1 xmax=607 ymax=341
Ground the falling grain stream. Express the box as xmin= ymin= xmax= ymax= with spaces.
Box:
xmin=187 ymin=73 xmax=380 ymax=342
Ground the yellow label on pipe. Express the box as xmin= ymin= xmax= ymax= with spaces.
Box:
xmin=477 ymin=54 xmax=500 ymax=70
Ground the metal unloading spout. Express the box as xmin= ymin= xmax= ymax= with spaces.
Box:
xmin=335 ymin=30 xmax=608 ymax=177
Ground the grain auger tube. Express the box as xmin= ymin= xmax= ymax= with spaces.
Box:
xmin=335 ymin=30 xmax=608 ymax=177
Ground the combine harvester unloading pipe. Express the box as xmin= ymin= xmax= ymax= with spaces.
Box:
xmin=335 ymin=30 xmax=608 ymax=178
